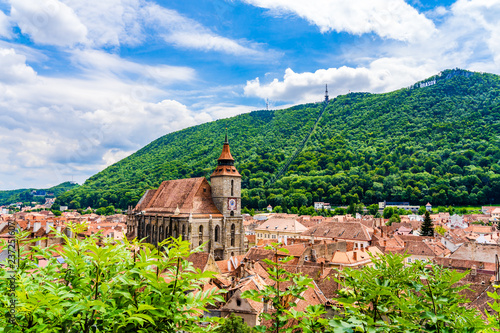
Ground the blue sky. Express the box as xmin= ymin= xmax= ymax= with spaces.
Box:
xmin=0 ymin=0 xmax=499 ymax=190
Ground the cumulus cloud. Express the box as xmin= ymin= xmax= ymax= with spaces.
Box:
xmin=244 ymin=58 xmax=437 ymax=103
xmin=240 ymin=0 xmax=437 ymax=42
xmin=0 ymin=46 xmax=260 ymax=189
xmin=0 ymin=48 xmax=37 ymax=84
xmin=10 ymin=0 xmax=88 ymax=46
xmin=447 ymin=0 xmax=500 ymax=65
xmin=0 ymin=10 xmax=11 ymax=38
xmin=244 ymin=0 xmax=500 ymax=103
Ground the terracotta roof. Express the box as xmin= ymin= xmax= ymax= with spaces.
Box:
xmin=134 ymin=189 xmax=157 ymax=211
xmin=302 ymin=222 xmax=371 ymax=241
xmin=449 ymin=243 xmax=500 ymax=263
xmin=187 ymin=252 xmax=210 ymax=271
xmin=137 ymin=177 xmax=221 ymax=215
xmin=217 ymin=142 xmax=234 ymax=162
xmin=211 ymin=165 xmax=241 ymax=177
xmin=255 ymin=217 xmax=308 ymax=233
xmin=244 ymin=247 xmax=275 ymax=262
xmin=281 ymin=243 xmax=307 ymax=257
xmin=245 ymin=234 xmax=256 ymax=243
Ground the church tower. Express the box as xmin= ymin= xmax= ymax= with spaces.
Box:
xmin=210 ymin=132 xmax=241 ymax=217
xmin=210 ymin=132 xmax=244 ymax=259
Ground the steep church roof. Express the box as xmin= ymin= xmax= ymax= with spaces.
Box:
xmin=135 ymin=177 xmax=222 ymax=216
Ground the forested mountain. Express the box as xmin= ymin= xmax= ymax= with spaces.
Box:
xmin=57 ymin=69 xmax=500 ymax=210
xmin=0 ymin=182 xmax=79 ymax=206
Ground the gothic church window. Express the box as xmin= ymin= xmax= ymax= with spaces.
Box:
xmin=199 ymin=225 xmax=203 ymax=246
xmin=231 ymin=180 xmax=234 ymax=196
xmin=230 ymin=223 xmax=235 ymax=247
xmin=215 ymin=225 xmax=220 ymax=242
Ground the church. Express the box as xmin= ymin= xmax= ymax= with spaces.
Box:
xmin=126 ymin=134 xmax=245 ymax=260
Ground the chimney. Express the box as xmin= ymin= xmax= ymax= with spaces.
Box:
xmin=46 ymin=221 xmax=54 ymax=234
xmin=471 ymin=265 xmax=477 ymax=276
xmin=353 ymin=251 xmax=358 ymax=261
xmin=320 ymin=261 xmax=325 ymax=276
xmin=311 ymin=249 xmax=317 ymax=262
xmin=33 ymin=222 xmax=41 ymax=233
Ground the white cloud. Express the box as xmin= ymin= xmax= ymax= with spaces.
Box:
xmin=0 ymin=46 xmax=208 ymax=189
xmin=0 ymin=48 xmax=37 ymax=84
xmin=10 ymin=0 xmax=87 ymax=46
xmin=241 ymin=0 xmax=437 ymax=42
xmin=244 ymin=0 xmax=500 ymax=103
xmin=60 ymin=0 xmax=143 ymax=47
xmin=142 ymin=4 xmax=267 ymax=57
xmin=0 ymin=10 xmax=11 ymax=38
xmin=244 ymin=61 xmax=436 ymax=103
xmin=448 ymin=0 xmax=500 ymax=64
xmin=70 ymin=49 xmax=196 ymax=85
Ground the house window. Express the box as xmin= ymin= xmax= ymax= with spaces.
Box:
xmin=236 ymin=299 xmax=241 ymax=307
xmin=230 ymin=223 xmax=235 ymax=247
xmin=304 ymin=256 xmax=309 ymax=261
xmin=408 ymin=258 xmax=412 ymax=263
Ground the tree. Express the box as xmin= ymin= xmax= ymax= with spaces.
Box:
xmin=0 ymin=224 xmax=224 ymax=332
xmin=273 ymin=206 xmax=283 ymax=213
xmin=387 ymin=214 xmax=401 ymax=225
xmin=421 ymin=210 xmax=434 ymax=236
xmin=383 ymin=207 xmax=395 ymax=219
xmin=368 ymin=203 xmax=380 ymax=216
xmin=435 ymin=225 xmax=447 ymax=236
xmin=216 ymin=313 xmax=254 ymax=333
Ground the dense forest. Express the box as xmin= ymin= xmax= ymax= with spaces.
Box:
xmin=0 ymin=182 xmax=79 ymax=206
xmin=56 ymin=69 xmax=500 ymax=210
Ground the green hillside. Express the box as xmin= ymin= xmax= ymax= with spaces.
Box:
xmin=0 ymin=182 xmax=79 ymax=206
xmin=57 ymin=69 xmax=500 ymax=210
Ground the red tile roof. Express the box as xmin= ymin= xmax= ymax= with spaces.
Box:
xmin=136 ymin=177 xmax=221 ymax=216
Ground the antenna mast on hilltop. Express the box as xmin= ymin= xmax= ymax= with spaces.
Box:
xmin=324 ymin=84 xmax=329 ymax=103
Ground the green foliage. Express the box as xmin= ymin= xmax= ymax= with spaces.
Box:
xmin=485 ymin=284 xmax=500 ymax=332
xmin=435 ymin=225 xmax=447 ymax=236
xmin=0 ymin=182 xmax=79 ymax=206
xmin=216 ymin=313 xmax=254 ymax=333
xmin=332 ymin=252 xmax=486 ymax=332
xmin=0 ymin=225 xmax=224 ymax=332
xmin=421 ymin=211 xmax=435 ymax=236
xmin=51 ymin=209 xmax=62 ymax=216
xmin=56 ymin=70 xmax=500 ymax=210
xmin=241 ymin=242 xmax=318 ymax=333
xmin=368 ymin=204 xmax=380 ymax=216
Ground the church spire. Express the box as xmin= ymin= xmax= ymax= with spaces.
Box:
xmin=211 ymin=131 xmax=241 ymax=177
xmin=217 ymin=130 xmax=234 ymax=166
